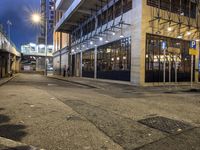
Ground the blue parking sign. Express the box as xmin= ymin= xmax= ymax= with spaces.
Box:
xmin=190 ymin=41 xmax=196 ymax=49
xmin=161 ymin=41 xmax=167 ymax=50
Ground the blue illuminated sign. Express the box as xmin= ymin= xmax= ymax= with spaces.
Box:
xmin=190 ymin=41 xmax=196 ymax=49
xmin=161 ymin=41 xmax=167 ymax=50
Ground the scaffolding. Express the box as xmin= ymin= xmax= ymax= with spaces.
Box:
xmin=70 ymin=0 xmax=131 ymax=51
xmin=149 ymin=0 xmax=200 ymax=41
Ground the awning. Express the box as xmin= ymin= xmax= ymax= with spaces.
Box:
xmin=55 ymin=0 xmax=113 ymax=33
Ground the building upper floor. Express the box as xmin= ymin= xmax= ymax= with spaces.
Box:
xmin=54 ymin=0 xmax=199 ymax=32
xmin=0 ymin=26 xmax=20 ymax=57
xmin=53 ymin=0 xmax=200 ymax=54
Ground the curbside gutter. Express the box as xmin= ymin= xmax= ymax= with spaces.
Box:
xmin=47 ymin=76 xmax=98 ymax=89
xmin=0 ymin=136 xmax=43 ymax=150
xmin=0 ymin=76 xmax=15 ymax=87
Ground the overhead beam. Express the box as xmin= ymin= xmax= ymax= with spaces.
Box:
xmin=77 ymin=9 xmax=91 ymax=15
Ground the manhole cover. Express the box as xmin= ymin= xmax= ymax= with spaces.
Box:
xmin=138 ymin=116 xmax=193 ymax=134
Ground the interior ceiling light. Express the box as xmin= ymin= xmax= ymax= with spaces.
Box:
xmin=90 ymin=41 xmax=93 ymax=45
xmin=177 ymin=35 xmax=183 ymax=39
xmin=112 ymin=31 xmax=116 ymax=35
xmin=167 ymin=27 xmax=172 ymax=32
xmin=99 ymin=37 xmax=103 ymax=41
xmin=186 ymin=31 xmax=191 ymax=36
xmin=196 ymin=39 xmax=200 ymax=42
xmin=120 ymin=34 xmax=124 ymax=38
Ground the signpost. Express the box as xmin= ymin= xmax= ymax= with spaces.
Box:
xmin=167 ymin=47 xmax=181 ymax=84
xmin=162 ymin=41 xmax=167 ymax=84
xmin=189 ymin=41 xmax=197 ymax=87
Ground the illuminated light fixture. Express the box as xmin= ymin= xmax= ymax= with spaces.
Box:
xmin=111 ymin=58 xmax=114 ymax=61
xmin=90 ymin=41 xmax=93 ymax=45
xmin=105 ymin=40 xmax=109 ymax=43
xmin=196 ymin=39 xmax=200 ymax=42
xmin=31 ymin=13 xmax=41 ymax=23
xmin=82 ymin=44 xmax=85 ymax=48
xmin=186 ymin=31 xmax=191 ymax=36
xmin=76 ymin=47 xmax=79 ymax=50
xmin=99 ymin=37 xmax=103 ymax=41
xmin=107 ymin=48 xmax=111 ymax=53
xmin=120 ymin=34 xmax=124 ymax=38
xmin=167 ymin=27 xmax=172 ymax=32
xmin=71 ymin=49 xmax=75 ymax=53
xmin=117 ymin=57 xmax=120 ymax=61
xmin=177 ymin=35 xmax=183 ymax=39
xmin=123 ymin=56 xmax=127 ymax=60
xmin=112 ymin=31 xmax=116 ymax=35
xmin=94 ymin=44 xmax=98 ymax=47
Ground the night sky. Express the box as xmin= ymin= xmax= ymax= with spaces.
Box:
xmin=0 ymin=0 xmax=40 ymax=50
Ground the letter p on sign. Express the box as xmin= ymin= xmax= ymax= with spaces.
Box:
xmin=190 ymin=41 xmax=196 ymax=49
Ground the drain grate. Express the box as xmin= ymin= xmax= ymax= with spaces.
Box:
xmin=138 ymin=116 xmax=193 ymax=134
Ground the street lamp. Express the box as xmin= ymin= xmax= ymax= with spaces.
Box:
xmin=31 ymin=14 xmax=41 ymax=23
xmin=31 ymin=13 xmax=48 ymax=76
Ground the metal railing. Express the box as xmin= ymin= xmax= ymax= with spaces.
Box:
xmin=0 ymin=24 xmax=20 ymax=57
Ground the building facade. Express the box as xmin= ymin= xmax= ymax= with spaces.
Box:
xmin=37 ymin=0 xmax=55 ymax=45
xmin=54 ymin=0 xmax=200 ymax=85
xmin=21 ymin=43 xmax=53 ymax=72
xmin=53 ymin=0 xmax=70 ymax=75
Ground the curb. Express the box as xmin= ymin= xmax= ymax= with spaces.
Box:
xmin=0 ymin=136 xmax=42 ymax=150
xmin=47 ymin=76 xmax=98 ymax=89
xmin=0 ymin=75 xmax=16 ymax=87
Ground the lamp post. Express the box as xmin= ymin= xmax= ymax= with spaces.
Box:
xmin=31 ymin=13 xmax=48 ymax=76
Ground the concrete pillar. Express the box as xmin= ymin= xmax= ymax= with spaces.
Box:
xmin=80 ymin=51 xmax=82 ymax=77
xmin=130 ymin=0 xmax=145 ymax=85
xmin=195 ymin=42 xmax=199 ymax=82
xmin=94 ymin=47 xmax=97 ymax=79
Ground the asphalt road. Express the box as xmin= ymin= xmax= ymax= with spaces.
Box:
xmin=0 ymin=74 xmax=200 ymax=150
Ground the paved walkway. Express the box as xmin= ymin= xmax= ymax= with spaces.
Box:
xmin=48 ymin=75 xmax=200 ymax=93
xmin=0 ymin=73 xmax=200 ymax=150
xmin=0 ymin=77 xmax=13 ymax=86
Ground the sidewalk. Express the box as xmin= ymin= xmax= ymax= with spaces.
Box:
xmin=48 ymin=75 xmax=200 ymax=93
xmin=0 ymin=76 xmax=14 ymax=86
xmin=48 ymin=75 xmax=132 ymax=89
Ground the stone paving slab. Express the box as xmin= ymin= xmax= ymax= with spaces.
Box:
xmin=135 ymin=128 xmax=200 ymax=150
xmin=64 ymin=100 xmax=166 ymax=150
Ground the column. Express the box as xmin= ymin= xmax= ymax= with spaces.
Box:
xmin=94 ymin=47 xmax=97 ymax=79
xmin=130 ymin=0 xmax=144 ymax=85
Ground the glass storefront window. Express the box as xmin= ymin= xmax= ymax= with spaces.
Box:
xmin=82 ymin=49 xmax=94 ymax=78
xmin=145 ymin=33 xmax=194 ymax=83
xmin=97 ymin=37 xmax=131 ymax=81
